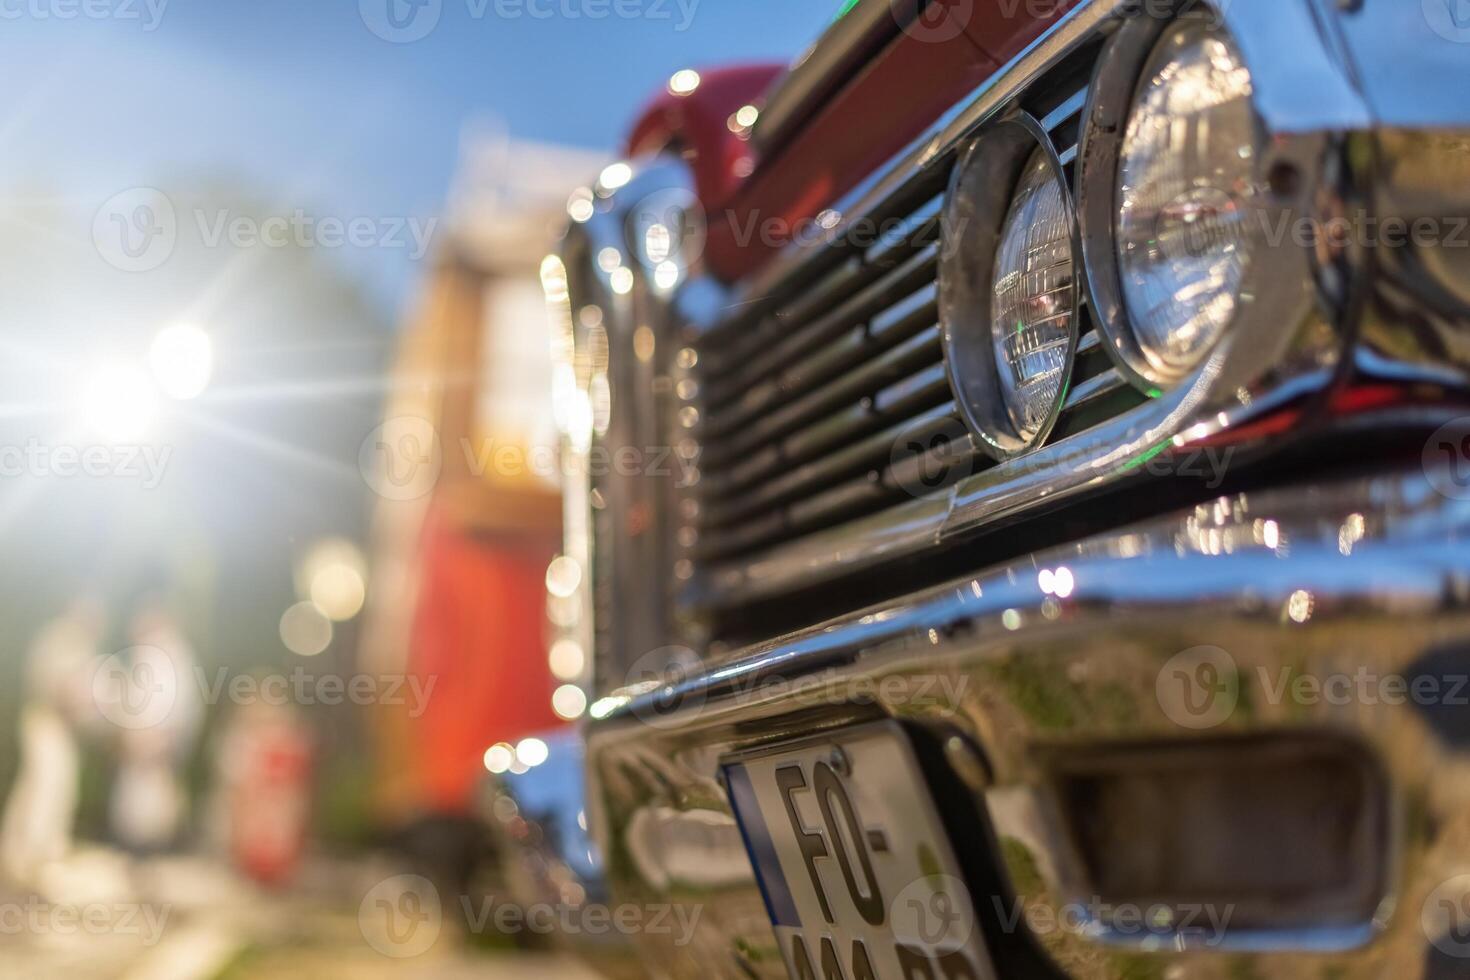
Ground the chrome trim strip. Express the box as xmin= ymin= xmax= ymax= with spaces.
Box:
xmin=696 ymin=362 xmax=1338 ymax=611
xmin=750 ymin=0 xmax=904 ymax=156
xmin=728 ymin=0 xmax=1120 ymax=323
xmin=556 ymin=157 xmax=710 ymax=689
xmin=1060 ymin=366 xmax=1126 ymax=413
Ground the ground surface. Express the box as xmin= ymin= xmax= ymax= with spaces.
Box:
xmin=1 ymin=849 xmax=605 ymax=980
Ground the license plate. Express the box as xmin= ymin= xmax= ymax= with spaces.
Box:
xmin=723 ymin=722 xmax=996 ymax=979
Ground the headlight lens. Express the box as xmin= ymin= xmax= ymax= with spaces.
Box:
xmin=990 ymin=146 xmax=1074 ymax=442
xmin=1115 ymin=20 xmax=1258 ymax=379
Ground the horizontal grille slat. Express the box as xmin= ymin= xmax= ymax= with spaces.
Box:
xmin=704 ymin=243 xmax=940 ymax=413
xmin=700 ymin=401 xmax=961 ymax=528
xmin=690 ymin=174 xmax=961 ymax=563
xmin=701 ymin=325 xmax=943 ymax=468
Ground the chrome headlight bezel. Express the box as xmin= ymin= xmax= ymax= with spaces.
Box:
xmin=940 ymin=111 xmax=1081 ymax=459
xmin=1077 ymin=3 xmax=1274 ymax=394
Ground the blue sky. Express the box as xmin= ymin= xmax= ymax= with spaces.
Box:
xmin=0 ymin=0 xmax=839 ymax=311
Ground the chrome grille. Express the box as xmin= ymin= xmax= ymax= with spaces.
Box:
xmin=691 ymin=81 xmax=1141 ymax=570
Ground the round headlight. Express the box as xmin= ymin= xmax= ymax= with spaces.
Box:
xmin=1079 ymin=10 xmax=1269 ymax=394
xmin=1115 ymin=21 xmax=1258 ymax=380
xmin=990 ymin=146 xmax=1076 ymax=443
xmin=940 ymin=114 xmax=1078 ymax=458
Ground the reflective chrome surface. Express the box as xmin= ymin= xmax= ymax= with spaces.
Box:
xmin=688 ymin=0 xmax=1388 ymax=617
xmin=485 ymin=730 xmax=644 ymax=979
xmin=942 ymin=112 xmax=1080 ymax=458
xmin=590 ymin=466 xmax=1470 ymax=976
xmin=750 ymin=0 xmax=905 ymax=157
xmin=554 ymin=157 xmax=710 ymax=690
xmin=547 ymin=2 xmax=1470 ymax=974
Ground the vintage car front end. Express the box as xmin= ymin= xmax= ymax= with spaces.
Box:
xmin=524 ymin=1 xmax=1470 ymax=976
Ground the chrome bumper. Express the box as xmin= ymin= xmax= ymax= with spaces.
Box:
xmin=555 ymin=463 xmax=1470 ymax=979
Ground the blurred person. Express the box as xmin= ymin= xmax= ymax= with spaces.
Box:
xmin=108 ymin=603 xmax=203 ymax=856
xmin=210 ymin=697 xmax=312 ymax=887
xmin=0 ymin=597 xmax=105 ymax=887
